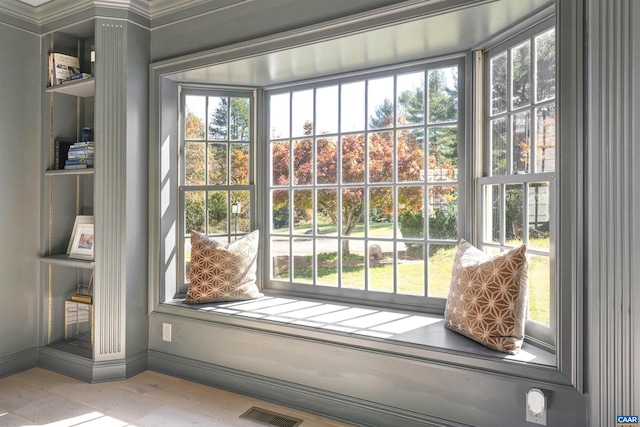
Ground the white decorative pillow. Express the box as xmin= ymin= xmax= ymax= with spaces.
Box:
xmin=444 ymin=239 xmax=528 ymax=354
xmin=185 ymin=230 xmax=263 ymax=304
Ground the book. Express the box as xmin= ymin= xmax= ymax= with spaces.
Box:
xmin=71 ymin=294 xmax=93 ymax=304
xmin=49 ymin=53 xmax=81 ymax=86
xmin=54 ymin=139 xmax=74 ymax=170
xmin=70 ymin=73 xmax=91 ymax=81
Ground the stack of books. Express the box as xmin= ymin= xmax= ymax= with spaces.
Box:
xmin=87 ymin=141 xmax=95 ymax=168
xmin=64 ymin=142 xmax=90 ymax=170
xmin=48 ymin=52 xmax=82 ymax=86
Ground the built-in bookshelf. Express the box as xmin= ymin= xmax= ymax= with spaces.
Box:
xmin=40 ymin=20 xmax=96 ymax=361
xmin=37 ymin=13 xmax=149 ymax=382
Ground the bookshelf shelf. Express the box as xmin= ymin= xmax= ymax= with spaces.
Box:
xmin=45 ymin=168 xmax=94 ymax=177
xmin=39 ymin=254 xmax=95 ymax=269
xmin=46 ymin=78 xmax=95 ymax=97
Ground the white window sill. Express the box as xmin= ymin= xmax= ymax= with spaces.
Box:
xmin=161 ymin=294 xmax=555 ymax=369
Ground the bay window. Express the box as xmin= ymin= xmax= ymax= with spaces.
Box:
xmin=265 ymin=59 xmax=465 ymax=311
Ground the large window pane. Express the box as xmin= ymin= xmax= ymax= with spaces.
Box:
xmin=428 ymin=126 xmax=458 ymax=177
xmin=270 ymin=93 xmax=290 ymax=139
xmin=317 ymin=188 xmax=338 ymax=236
xmin=528 ymin=182 xmax=550 ymax=251
xmin=396 ymin=72 xmax=424 ymax=126
xmin=506 ymin=184 xmax=524 ymax=244
xmin=511 ymin=40 xmax=531 ymax=109
xmin=185 ymin=142 xmax=205 ymax=185
xmin=340 ymin=81 xmax=365 ymax=132
xmin=271 ymin=141 xmax=290 ymax=186
xmin=368 ymin=240 xmax=393 ymax=293
xmin=271 ymin=237 xmax=290 ymax=280
xmin=316 ymin=239 xmax=339 ymax=287
xmin=230 ymin=143 xmax=249 ymax=185
xmin=528 ymin=254 xmax=550 ymax=326
xmin=428 ymin=185 xmax=457 ymax=240
xmin=208 ymin=96 xmax=228 ymax=140
xmin=342 ymin=188 xmax=365 ymax=236
xmin=535 ymin=28 xmax=556 ymax=102
xmin=272 ymin=189 xmax=290 ymax=234
xmin=512 ymin=111 xmax=531 ymax=173
xmin=293 ymin=189 xmax=313 ymax=232
xmin=368 ymin=77 xmax=394 ymax=130
xmin=185 ymin=191 xmax=205 ymax=233
xmin=490 ymin=52 xmax=507 ymax=115
xmin=490 ymin=117 xmax=507 ymax=176
xmin=292 ymin=90 xmax=314 ymax=138
xmin=397 ymin=129 xmax=424 ymax=183
xmin=341 ymin=239 xmax=365 ymax=290
xmin=428 ymin=67 xmax=458 ymax=124
xmin=185 ymin=95 xmax=205 ymax=139
xmin=398 ymin=186 xmax=424 ymax=239
xmin=293 ymin=139 xmax=313 ymax=185
xmin=427 ymin=244 xmax=456 ymax=298
xmin=341 ymin=134 xmax=365 ymax=184
xmin=207 ymin=191 xmax=227 ymax=234
xmin=535 ymin=104 xmax=556 ymax=173
xmin=208 ymin=143 xmax=227 ymax=185
xmin=231 ymin=190 xmax=250 ymax=234
xmin=316 ymin=86 xmax=338 ymax=134
xmin=398 ymin=242 xmax=424 ymax=295
xmin=482 ymin=184 xmax=501 ymax=244
xmin=368 ymin=132 xmax=394 ymax=183
xmin=293 ymin=237 xmax=314 ymax=284
xmin=369 ymin=187 xmax=393 ymax=238
xmin=316 ymin=137 xmax=338 ymax=185
xmin=229 ymin=97 xmax=250 ymax=141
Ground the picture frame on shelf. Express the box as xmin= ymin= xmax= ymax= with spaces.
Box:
xmin=67 ymin=215 xmax=94 ymax=255
xmin=68 ymin=216 xmax=95 ymax=260
xmin=69 ymin=224 xmax=94 ymax=260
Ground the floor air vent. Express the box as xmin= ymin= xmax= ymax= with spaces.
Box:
xmin=240 ymin=406 xmax=303 ymax=427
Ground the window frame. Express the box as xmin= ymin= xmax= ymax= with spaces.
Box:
xmin=261 ymin=57 xmax=468 ymax=313
xmin=477 ymin=18 xmax=557 ymax=348
xmin=177 ymin=86 xmax=257 ymax=295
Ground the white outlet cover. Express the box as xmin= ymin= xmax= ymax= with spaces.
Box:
xmin=526 ymin=388 xmax=547 ymax=425
xmin=162 ymin=323 xmax=172 ymax=342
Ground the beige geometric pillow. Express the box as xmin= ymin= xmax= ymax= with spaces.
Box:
xmin=444 ymin=239 xmax=528 ymax=354
xmin=185 ymin=230 xmax=263 ymax=304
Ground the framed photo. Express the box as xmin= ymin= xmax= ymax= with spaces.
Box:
xmin=67 ymin=215 xmax=94 ymax=255
xmin=68 ymin=220 xmax=95 ymax=260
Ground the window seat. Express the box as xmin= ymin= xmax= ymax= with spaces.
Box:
xmin=161 ymin=294 xmax=555 ymax=368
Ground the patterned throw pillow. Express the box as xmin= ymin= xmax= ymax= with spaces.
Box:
xmin=444 ymin=239 xmax=528 ymax=354
xmin=185 ymin=230 xmax=263 ymax=304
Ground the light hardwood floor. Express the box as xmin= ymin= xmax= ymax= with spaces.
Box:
xmin=0 ymin=368 xmax=354 ymax=427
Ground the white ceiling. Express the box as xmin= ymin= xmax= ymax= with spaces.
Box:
xmin=168 ymin=0 xmax=552 ymax=87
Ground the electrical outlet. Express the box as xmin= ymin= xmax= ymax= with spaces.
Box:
xmin=162 ymin=323 xmax=172 ymax=342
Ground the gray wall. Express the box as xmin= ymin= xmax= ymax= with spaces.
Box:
xmin=124 ymin=21 xmax=150 ymax=361
xmin=0 ymin=20 xmax=41 ymax=371
xmin=585 ymin=0 xmax=640 ymax=423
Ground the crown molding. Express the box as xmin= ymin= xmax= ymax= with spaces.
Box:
xmin=147 ymin=0 xmax=205 ymax=18
xmin=0 ymin=0 xmax=154 ymax=28
xmin=0 ymin=0 xmax=257 ymax=30
xmin=0 ymin=0 xmax=41 ymax=27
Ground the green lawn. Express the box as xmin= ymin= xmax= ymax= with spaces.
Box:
xmin=275 ymin=239 xmax=551 ymax=326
